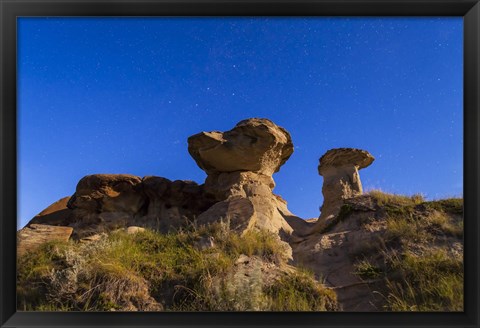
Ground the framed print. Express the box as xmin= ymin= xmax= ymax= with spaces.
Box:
xmin=1 ymin=0 xmax=479 ymax=327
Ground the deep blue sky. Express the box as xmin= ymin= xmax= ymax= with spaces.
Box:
xmin=18 ymin=17 xmax=463 ymax=228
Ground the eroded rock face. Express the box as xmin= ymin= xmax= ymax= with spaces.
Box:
xmin=292 ymin=196 xmax=385 ymax=311
xmin=23 ymin=118 xmax=299 ymax=249
xmin=67 ymin=174 xmax=145 ymax=214
xmin=313 ymin=148 xmax=374 ymax=233
xmin=188 ymin=118 xmax=293 ymax=176
xmin=29 ymin=175 xmax=215 ymax=239
xmin=17 ymin=224 xmax=73 ymax=255
xmin=196 ymin=196 xmax=256 ymax=231
xmin=188 ymin=118 xmax=297 ymax=237
xmin=140 ymin=176 xmax=215 ymax=232
xmin=28 ymin=196 xmax=74 ymax=226
xmin=204 ymin=171 xmax=275 ymax=201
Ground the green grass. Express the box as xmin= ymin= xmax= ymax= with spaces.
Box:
xmin=383 ymin=205 xmax=463 ymax=243
xmin=368 ymin=190 xmax=425 ymax=207
xmin=367 ymin=190 xmax=464 ymax=242
xmin=264 ymin=271 xmax=338 ymax=311
xmin=423 ymin=198 xmax=463 ymax=215
xmin=350 ymin=191 xmax=464 ymax=311
xmin=384 ymin=249 xmax=463 ymax=311
xmin=353 ymin=260 xmax=383 ymax=279
xmin=17 ymin=223 xmax=336 ymax=311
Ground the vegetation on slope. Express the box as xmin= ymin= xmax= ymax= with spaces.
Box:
xmin=350 ymin=191 xmax=463 ymax=311
xmin=17 ymin=190 xmax=463 ymax=312
xmin=17 ymin=222 xmax=337 ymax=311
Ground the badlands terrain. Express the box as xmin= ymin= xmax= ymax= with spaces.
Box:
xmin=17 ymin=118 xmax=463 ymax=311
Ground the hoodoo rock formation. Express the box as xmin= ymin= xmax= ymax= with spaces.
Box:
xmin=312 ymin=148 xmax=374 ymax=233
xmin=188 ymin=118 xmax=293 ymax=176
xmin=19 ymin=118 xmax=299 ymax=253
xmin=188 ymin=118 xmax=296 ymax=234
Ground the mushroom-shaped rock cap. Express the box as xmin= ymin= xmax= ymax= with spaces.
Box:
xmin=188 ymin=118 xmax=293 ymax=176
xmin=318 ymin=148 xmax=374 ymax=175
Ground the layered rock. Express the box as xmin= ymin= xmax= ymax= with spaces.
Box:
xmin=61 ymin=174 xmax=146 ymax=237
xmin=313 ymin=148 xmax=374 ymax=233
xmin=25 ymin=175 xmax=214 ymax=240
xmin=17 ymin=224 xmax=73 ymax=256
xmin=140 ymin=176 xmax=215 ymax=231
xmin=188 ymin=118 xmax=296 ymax=236
xmin=67 ymin=174 xmax=145 ymax=214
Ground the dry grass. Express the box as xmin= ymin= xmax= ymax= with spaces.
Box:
xmin=384 ymin=249 xmax=463 ymax=311
xmin=350 ymin=191 xmax=463 ymax=311
xmin=264 ymin=271 xmax=338 ymax=311
xmin=17 ymin=223 xmax=336 ymax=311
xmin=368 ymin=189 xmax=425 ymax=207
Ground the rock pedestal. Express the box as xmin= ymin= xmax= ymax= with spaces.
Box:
xmin=313 ymin=148 xmax=374 ymax=233
xmin=188 ymin=118 xmax=295 ymax=236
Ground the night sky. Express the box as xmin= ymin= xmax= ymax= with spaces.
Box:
xmin=17 ymin=17 xmax=463 ymax=228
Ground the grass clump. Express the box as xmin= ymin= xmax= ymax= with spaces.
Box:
xmin=350 ymin=191 xmax=463 ymax=311
xmin=353 ymin=260 xmax=383 ymax=279
xmin=198 ymin=223 xmax=290 ymax=263
xmin=367 ymin=190 xmax=464 ymax=242
xmin=424 ymin=198 xmax=463 ymax=215
xmin=385 ymin=249 xmax=463 ymax=311
xmin=424 ymin=211 xmax=463 ymax=238
xmin=368 ymin=190 xmax=424 ymax=207
xmin=385 ymin=214 xmax=429 ymax=244
xmin=264 ymin=271 xmax=338 ymax=311
xmin=16 ymin=241 xmax=72 ymax=311
xmin=383 ymin=204 xmax=463 ymax=243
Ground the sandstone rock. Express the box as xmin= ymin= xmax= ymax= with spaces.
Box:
xmin=313 ymin=148 xmax=374 ymax=233
xmin=142 ymin=176 xmax=213 ymax=218
xmin=141 ymin=176 xmax=215 ymax=232
xmin=99 ymin=212 xmax=131 ymax=230
xmin=186 ymin=119 xmax=297 ymax=239
xmin=25 ymin=174 xmax=217 ymax=238
xmin=196 ymin=197 xmax=256 ymax=232
xmin=292 ymin=207 xmax=385 ymax=311
xmin=79 ymin=232 xmax=108 ymax=243
xmin=126 ymin=226 xmax=146 ymax=234
xmin=68 ymin=174 xmax=145 ymax=214
xmin=17 ymin=224 xmax=73 ymax=255
xmin=204 ymin=171 xmax=275 ymax=201
xmin=28 ymin=196 xmax=74 ymax=226
xmin=188 ymin=118 xmax=293 ymax=176
xmin=194 ymin=236 xmax=216 ymax=250
xmin=249 ymin=197 xmax=293 ymax=236
xmin=274 ymin=195 xmax=313 ymax=238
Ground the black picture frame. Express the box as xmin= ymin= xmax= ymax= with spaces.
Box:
xmin=1 ymin=0 xmax=479 ymax=327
